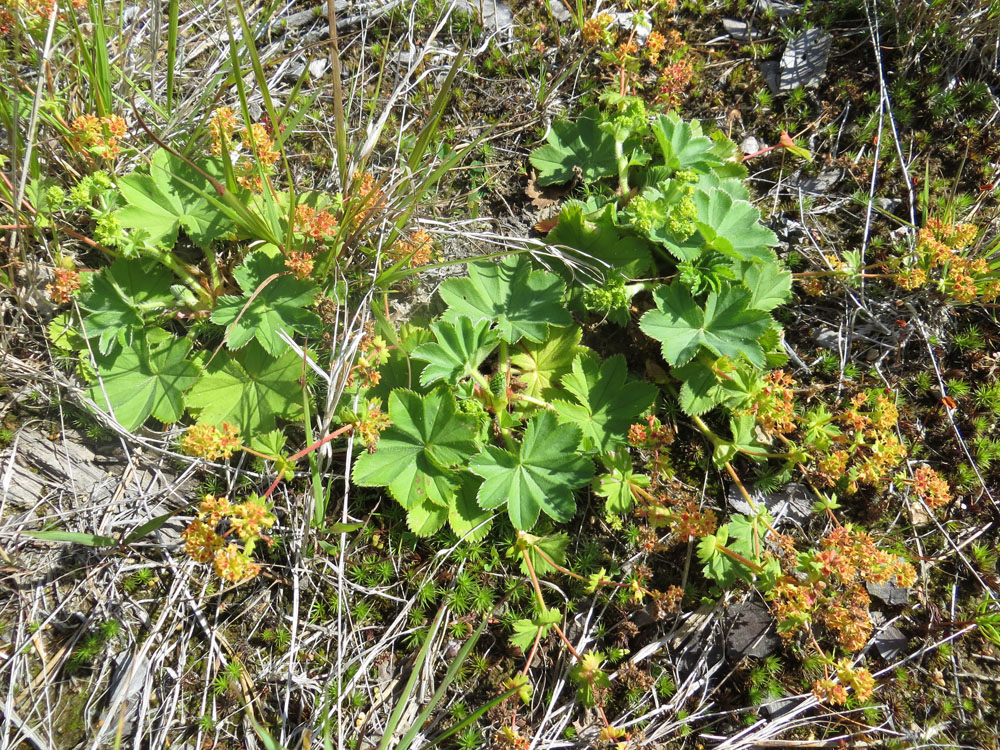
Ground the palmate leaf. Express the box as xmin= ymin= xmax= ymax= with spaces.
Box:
xmin=411 ymin=317 xmax=499 ymax=387
xmin=353 ymin=387 xmax=478 ymax=511
xmin=553 ymin=354 xmax=656 ymax=452
xmin=639 ymin=284 xmax=772 ymax=368
xmin=693 ymin=189 xmax=778 ymax=263
xmin=438 ymin=256 xmax=571 ymax=344
xmin=469 ymin=411 xmax=593 ymax=530
xmin=651 ymin=113 xmax=724 ymax=173
xmin=88 ymin=332 xmax=200 ymax=430
xmin=594 ymin=451 xmax=650 ymax=515
xmin=116 ymin=147 xmax=233 ymax=248
xmin=529 ymin=106 xmax=617 ymax=185
xmin=509 ymin=326 xmax=585 ymax=401
xmin=674 ymin=359 xmax=757 ymax=417
xmin=447 ymin=475 xmax=493 ymax=541
xmin=739 ymin=260 xmax=792 ymax=311
xmin=546 ymin=203 xmax=653 ymax=278
xmin=185 ymin=343 xmax=304 ymax=433
xmin=212 ymin=252 xmax=321 ymax=355
xmin=77 ymin=259 xmax=177 ymax=355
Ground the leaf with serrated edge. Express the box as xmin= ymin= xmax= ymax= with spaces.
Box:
xmin=411 ymin=317 xmax=499 ymax=387
xmin=89 ymin=334 xmax=200 ymax=430
xmin=510 ymin=326 xmax=585 ymax=401
xmin=639 ymin=284 xmax=771 ymax=368
xmin=739 ymin=260 xmax=792 ymax=311
xmin=546 ymin=203 xmax=653 ymax=279
xmin=211 ymin=252 xmax=320 ymax=355
xmin=516 ymin=531 xmax=569 ymax=576
xmin=439 ymin=256 xmax=571 ymax=344
xmin=594 ymin=452 xmax=649 ymax=515
xmin=470 ymin=411 xmax=593 ymax=530
xmin=117 ymin=148 xmax=233 ymax=248
xmin=448 ymin=476 xmax=492 ymax=541
xmin=529 ymin=106 xmax=617 ymax=185
xmin=353 ymin=387 xmax=478 ymax=510
xmin=186 ymin=343 xmax=303 ymax=433
xmin=78 ymin=259 xmax=177 ymax=355
xmin=406 ymin=497 xmax=449 ymax=536
xmin=693 ymin=189 xmax=777 ymax=263
xmin=651 ymin=113 xmax=723 ymax=173
xmin=553 ymin=354 xmax=656 ymax=452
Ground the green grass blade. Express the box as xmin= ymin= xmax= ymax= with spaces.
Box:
xmin=166 ymin=0 xmax=179 ymax=110
xmin=375 ymin=607 xmax=446 ymax=750
xmin=395 ymin=615 xmax=489 ymax=750
xmin=22 ymin=530 xmax=117 ymax=547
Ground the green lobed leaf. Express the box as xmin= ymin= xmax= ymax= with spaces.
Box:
xmin=117 ymin=148 xmax=233 ymax=248
xmin=88 ymin=332 xmax=200 ymax=430
xmin=673 ymin=359 xmax=757 ymax=417
xmin=411 ymin=317 xmax=500 ymax=387
xmin=510 ymin=619 xmax=542 ymax=651
xmin=77 ymin=259 xmax=177 ymax=355
xmin=594 ymin=451 xmax=649 ymax=515
xmin=438 ymin=256 xmax=571 ymax=344
xmin=470 ymin=411 xmax=593 ymax=530
xmin=553 ymin=354 xmax=656 ymax=452
xmin=529 ymin=106 xmax=618 ymax=185
xmin=406 ymin=497 xmax=450 ymax=536
xmin=651 ymin=113 xmax=724 ymax=174
xmin=546 ymin=202 xmax=653 ymax=279
xmin=739 ymin=260 xmax=792 ymax=311
xmin=692 ymin=189 xmax=778 ymax=263
xmin=211 ymin=251 xmax=320 ymax=355
xmin=509 ymin=326 xmax=585 ymax=402
xmin=185 ymin=343 xmax=304 ymax=433
xmin=352 ymin=387 xmax=478 ymax=511
xmin=639 ymin=284 xmax=772 ymax=368
xmin=447 ymin=476 xmax=493 ymax=541
xmin=514 ymin=531 xmax=569 ymax=576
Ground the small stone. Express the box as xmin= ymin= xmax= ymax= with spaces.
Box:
xmin=785 ymin=169 xmax=844 ymax=195
xmin=727 ymin=483 xmax=813 ymax=526
xmin=741 ymin=136 xmax=762 ymax=155
xmin=548 ymin=1 xmax=572 ymax=23
xmin=763 ymin=28 xmax=833 ymax=94
xmin=610 ymin=11 xmax=651 ymax=43
xmin=867 ymin=581 xmax=910 ymax=606
xmin=755 ymin=0 xmax=800 ymax=18
xmin=308 ymin=58 xmax=328 ymax=78
xmin=873 ymin=624 xmax=908 ymax=659
xmin=722 ymin=18 xmax=763 ymax=41
xmin=813 ymin=328 xmax=840 ymax=349
xmin=725 ymin=600 xmax=780 ymax=660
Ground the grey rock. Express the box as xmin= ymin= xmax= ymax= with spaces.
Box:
xmin=723 ymin=18 xmax=763 ymax=41
xmin=610 ymin=11 xmax=651 ymax=43
xmin=283 ymin=62 xmax=306 ymax=82
xmin=785 ymin=168 xmax=844 ymax=195
xmin=548 ymin=0 xmax=572 ymax=23
xmin=873 ymin=623 xmax=908 ymax=659
xmin=813 ymin=328 xmax=840 ymax=349
xmin=867 ymin=581 xmax=910 ymax=606
xmin=763 ymin=28 xmax=833 ymax=94
xmin=453 ymin=0 xmax=515 ymax=34
xmin=727 ymin=483 xmax=814 ymax=526
xmin=725 ymin=600 xmax=780 ymax=660
xmin=762 ymin=694 xmax=800 ymax=718
xmin=308 ymin=58 xmax=329 ymax=78
xmin=741 ymin=136 xmax=762 ymax=155
xmin=755 ymin=0 xmax=800 ymax=18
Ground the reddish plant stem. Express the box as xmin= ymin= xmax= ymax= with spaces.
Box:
xmin=261 ymin=424 xmax=353 ymax=499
